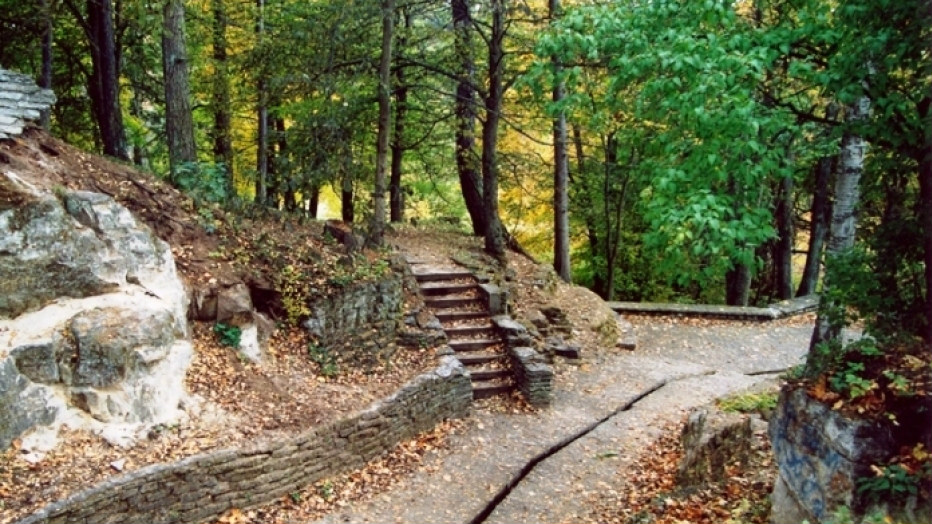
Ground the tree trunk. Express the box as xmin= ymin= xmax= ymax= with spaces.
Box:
xmin=342 ymin=152 xmax=354 ymax=223
xmin=39 ymin=0 xmax=52 ymax=130
xmin=726 ymin=264 xmax=752 ymax=306
xmin=369 ymin=0 xmax=394 ymax=248
xmin=797 ymin=156 xmax=834 ymax=296
xmin=86 ymin=0 xmax=128 ymax=160
xmin=573 ymin=124 xmax=606 ymax=296
xmin=774 ymin=171 xmax=794 ymax=300
xmin=452 ymin=0 xmax=487 ymax=236
xmin=481 ymin=0 xmax=507 ymax=259
xmin=275 ymin=117 xmax=295 ymax=211
xmin=550 ymin=0 xmax=571 ymax=282
xmin=255 ymin=0 xmax=268 ymax=206
xmin=211 ymin=0 xmax=234 ymax=191
xmin=389 ymin=9 xmax=409 ymax=223
xmin=918 ymin=109 xmax=932 ymax=342
xmin=162 ymin=0 xmax=197 ymax=180
xmin=810 ymin=96 xmax=870 ymax=354
xmin=797 ymin=105 xmax=839 ymax=297
xmin=307 ymin=184 xmax=320 ymax=219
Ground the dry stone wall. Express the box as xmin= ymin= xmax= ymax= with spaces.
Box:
xmin=15 ymin=356 xmax=472 ymax=524
xmin=0 ymin=69 xmax=55 ymax=139
xmin=303 ymin=273 xmax=404 ymax=365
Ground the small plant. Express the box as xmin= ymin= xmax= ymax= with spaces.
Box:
xmin=277 ymin=264 xmax=311 ymax=326
xmin=214 ymin=322 xmax=242 ymax=348
xmin=308 ymin=343 xmax=339 ymax=377
xmin=857 ymin=464 xmax=922 ymax=500
xmin=829 ymin=361 xmax=877 ymax=399
xmin=289 ymin=491 xmax=302 ymax=503
xmin=318 ymin=480 xmax=334 ymax=501
xmin=717 ymin=391 xmax=779 ymax=414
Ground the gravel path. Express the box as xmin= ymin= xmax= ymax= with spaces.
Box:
xmin=313 ymin=320 xmax=812 ymax=524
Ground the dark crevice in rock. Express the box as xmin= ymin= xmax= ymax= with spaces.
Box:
xmin=468 ymin=371 xmax=714 ymax=524
xmin=745 ymin=368 xmax=790 ymax=376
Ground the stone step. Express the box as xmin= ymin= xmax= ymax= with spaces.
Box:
xmin=419 ymin=282 xmax=478 ymax=296
xmin=469 ymin=368 xmax=511 ymax=381
xmin=449 ymin=338 xmax=501 ymax=352
xmin=457 ymin=352 xmax=504 ymax=366
xmin=425 ymin=296 xmax=483 ymax=309
xmin=444 ymin=324 xmax=496 ymax=338
xmin=472 ymin=380 xmax=516 ymax=400
xmin=413 ymin=269 xmax=474 ymax=282
xmin=436 ymin=310 xmax=490 ymax=323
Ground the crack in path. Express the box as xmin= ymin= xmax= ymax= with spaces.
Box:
xmin=467 ymin=370 xmax=716 ymax=524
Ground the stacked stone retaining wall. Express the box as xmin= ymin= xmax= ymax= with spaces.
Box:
xmin=15 ymin=356 xmax=472 ymax=524
xmin=304 ymin=272 xmax=404 ymax=364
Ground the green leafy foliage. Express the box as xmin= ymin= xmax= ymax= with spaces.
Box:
xmin=213 ymin=322 xmax=242 ymax=348
xmin=308 ymin=343 xmax=339 ymax=377
xmin=173 ymin=162 xmax=231 ymax=207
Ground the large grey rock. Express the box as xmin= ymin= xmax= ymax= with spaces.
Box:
xmin=0 ymin=183 xmax=187 ymax=327
xmin=0 ymin=359 xmax=60 ymax=449
xmin=769 ymin=387 xmax=898 ymax=524
xmin=216 ymin=283 xmax=253 ymax=324
xmin=0 ymin=180 xmax=192 ymax=450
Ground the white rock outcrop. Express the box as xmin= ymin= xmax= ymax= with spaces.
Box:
xmin=0 ymin=170 xmax=192 ymax=451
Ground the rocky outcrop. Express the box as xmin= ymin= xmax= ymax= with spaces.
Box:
xmin=0 ymin=171 xmax=192 ymax=450
xmin=769 ymin=387 xmax=902 ymax=524
xmin=0 ymin=69 xmax=55 ymax=140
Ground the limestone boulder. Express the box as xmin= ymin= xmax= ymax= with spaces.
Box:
xmin=0 ymin=179 xmax=192 ymax=451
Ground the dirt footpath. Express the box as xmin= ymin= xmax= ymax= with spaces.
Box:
xmin=313 ymin=320 xmax=812 ymax=524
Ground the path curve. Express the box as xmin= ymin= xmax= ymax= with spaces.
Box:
xmin=314 ymin=320 xmax=812 ymax=524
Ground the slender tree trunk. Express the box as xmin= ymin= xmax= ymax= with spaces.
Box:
xmin=452 ymin=0 xmax=487 ymax=236
xmin=797 ymin=156 xmax=834 ymax=296
xmin=810 ymin=96 xmax=871 ymax=354
xmin=573 ymin=124 xmax=606 ymax=296
xmin=369 ymin=0 xmax=394 ymax=248
xmin=798 ymin=105 xmax=839 ymax=297
xmin=275 ymin=117 xmax=296 ymax=211
xmin=481 ymin=0 xmax=507 ymax=259
xmin=389 ymin=9 xmax=409 ymax=223
xmin=726 ymin=265 xmax=753 ymax=306
xmin=39 ymin=0 xmax=53 ymax=130
xmin=255 ymin=0 xmax=268 ymax=206
xmin=162 ymin=0 xmax=197 ymax=180
xmin=550 ymin=0 xmax=571 ymax=282
xmin=307 ymin=184 xmax=320 ymax=219
xmin=918 ymin=109 xmax=932 ymax=342
xmin=86 ymin=0 xmax=128 ymax=160
xmin=774 ymin=170 xmax=795 ymax=300
xmin=342 ymin=151 xmax=354 ymax=223
xmin=211 ymin=0 xmax=234 ymax=191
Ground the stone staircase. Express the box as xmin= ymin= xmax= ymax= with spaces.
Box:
xmin=410 ymin=264 xmax=515 ymax=400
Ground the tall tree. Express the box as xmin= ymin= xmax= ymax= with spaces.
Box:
xmin=797 ymin=106 xmax=839 ymax=297
xmin=452 ymin=0 xmax=487 ymax=236
xmin=210 ymin=0 xmax=234 ymax=189
xmin=550 ymin=0 xmax=571 ymax=282
xmin=74 ymin=0 xmax=128 ymax=160
xmin=389 ymin=7 xmax=409 ymax=223
xmin=480 ymin=0 xmax=507 ymax=258
xmin=809 ymin=96 xmax=870 ymax=354
xmin=255 ymin=0 xmax=269 ymax=206
xmin=39 ymin=0 xmax=53 ymax=130
xmin=369 ymin=0 xmax=394 ymax=247
xmin=161 ymin=0 xmax=196 ymax=179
